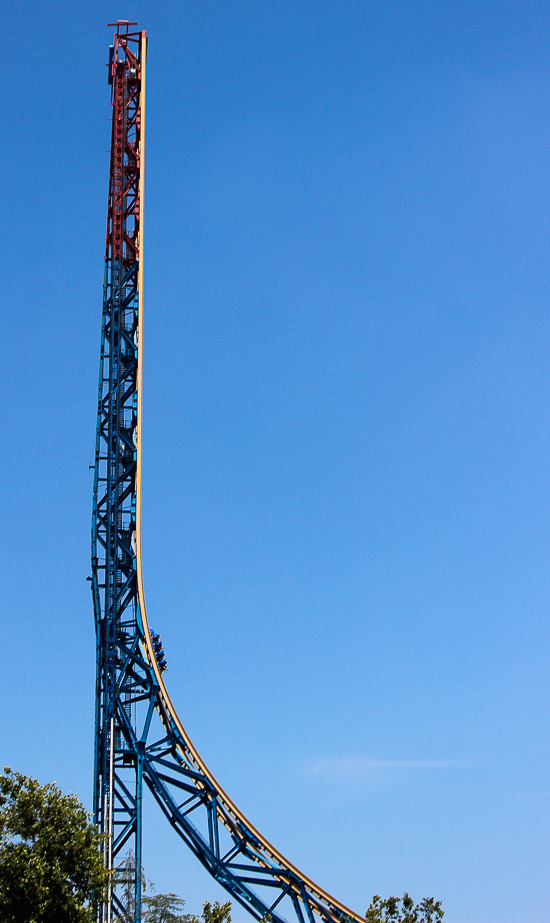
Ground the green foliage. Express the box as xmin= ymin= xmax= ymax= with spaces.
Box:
xmin=142 ymin=895 xmax=232 ymax=923
xmin=142 ymin=891 xmax=191 ymax=923
xmin=0 ymin=766 xmax=110 ymax=923
xmin=200 ymin=900 xmax=232 ymax=923
xmin=365 ymin=893 xmax=444 ymax=923
xmin=116 ymin=851 xmax=150 ymax=923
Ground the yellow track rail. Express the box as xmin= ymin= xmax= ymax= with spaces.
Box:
xmin=134 ymin=36 xmax=362 ymax=923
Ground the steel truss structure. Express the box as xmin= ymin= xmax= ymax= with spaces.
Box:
xmin=91 ymin=21 xmax=363 ymax=923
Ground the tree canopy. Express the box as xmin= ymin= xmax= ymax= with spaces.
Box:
xmin=365 ymin=893 xmax=444 ymax=923
xmin=142 ymin=892 xmax=190 ymax=923
xmin=199 ymin=901 xmax=233 ymax=923
xmin=141 ymin=895 xmax=233 ymax=923
xmin=0 ymin=767 xmax=110 ymax=923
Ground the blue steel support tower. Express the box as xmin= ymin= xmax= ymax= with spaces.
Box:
xmin=92 ymin=21 xmax=364 ymax=923
xmin=92 ymin=22 xmax=148 ymax=921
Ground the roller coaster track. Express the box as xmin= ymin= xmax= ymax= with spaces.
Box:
xmin=91 ymin=22 xmax=363 ymax=923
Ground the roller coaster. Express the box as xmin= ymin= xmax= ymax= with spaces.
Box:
xmin=91 ymin=22 xmax=363 ymax=923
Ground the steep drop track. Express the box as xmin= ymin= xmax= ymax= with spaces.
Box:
xmin=91 ymin=22 xmax=363 ymax=923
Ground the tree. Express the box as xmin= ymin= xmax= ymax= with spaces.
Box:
xmin=200 ymin=901 xmax=232 ymax=923
xmin=142 ymin=896 xmax=232 ymax=923
xmin=116 ymin=851 xmax=151 ymax=922
xmin=0 ymin=767 xmax=110 ymax=923
xmin=142 ymin=892 xmax=192 ymax=923
xmin=365 ymin=893 xmax=444 ymax=923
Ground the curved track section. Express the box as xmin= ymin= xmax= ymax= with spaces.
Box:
xmin=92 ymin=22 xmax=362 ymax=923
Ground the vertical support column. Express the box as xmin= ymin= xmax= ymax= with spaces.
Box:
xmin=135 ymin=743 xmax=144 ymax=923
xmin=107 ymin=716 xmax=115 ymax=923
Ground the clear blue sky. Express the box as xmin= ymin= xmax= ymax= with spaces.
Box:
xmin=1 ymin=2 xmax=549 ymax=921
